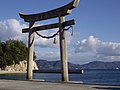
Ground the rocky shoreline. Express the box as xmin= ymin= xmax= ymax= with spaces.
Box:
xmin=0 ymin=60 xmax=38 ymax=72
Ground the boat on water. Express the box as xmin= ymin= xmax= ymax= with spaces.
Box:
xmin=116 ymin=68 xmax=119 ymax=70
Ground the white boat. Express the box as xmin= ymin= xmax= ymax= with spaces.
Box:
xmin=116 ymin=68 xmax=119 ymax=70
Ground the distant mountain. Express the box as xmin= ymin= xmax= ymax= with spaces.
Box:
xmin=35 ymin=59 xmax=120 ymax=69
xmin=35 ymin=59 xmax=80 ymax=70
xmin=80 ymin=61 xmax=120 ymax=69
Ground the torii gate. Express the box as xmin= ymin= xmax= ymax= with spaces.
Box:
xmin=19 ymin=0 xmax=80 ymax=82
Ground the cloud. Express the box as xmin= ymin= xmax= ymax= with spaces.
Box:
xmin=35 ymin=50 xmax=60 ymax=60
xmin=34 ymin=30 xmax=73 ymax=48
xmin=75 ymin=36 xmax=120 ymax=56
xmin=0 ymin=19 xmax=73 ymax=48
xmin=1 ymin=19 xmax=119 ymax=64
xmin=74 ymin=36 xmax=120 ymax=63
xmin=34 ymin=30 xmax=59 ymax=48
xmin=0 ymin=19 xmax=27 ymax=43
xmin=35 ymin=35 xmax=120 ymax=64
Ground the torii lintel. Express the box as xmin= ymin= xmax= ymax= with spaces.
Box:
xmin=19 ymin=0 xmax=80 ymax=22
xmin=22 ymin=19 xmax=76 ymax=33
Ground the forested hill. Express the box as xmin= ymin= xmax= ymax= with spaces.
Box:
xmin=0 ymin=40 xmax=27 ymax=70
xmin=35 ymin=60 xmax=120 ymax=69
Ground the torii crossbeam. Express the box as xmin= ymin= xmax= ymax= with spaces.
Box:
xmin=19 ymin=0 xmax=80 ymax=82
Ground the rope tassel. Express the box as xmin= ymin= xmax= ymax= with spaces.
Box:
xmin=53 ymin=37 xmax=57 ymax=44
xmin=71 ymin=26 xmax=74 ymax=36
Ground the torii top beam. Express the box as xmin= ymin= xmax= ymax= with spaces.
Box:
xmin=19 ymin=0 xmax=80 ymax=22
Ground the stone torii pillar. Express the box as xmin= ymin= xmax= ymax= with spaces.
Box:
xmin=59 ymin=16 xmax=68 ymax=81
xmin=27 ymin=22 xmax=34 ymax=80
xmin=19 ymin=0 xmax=80 ymax=81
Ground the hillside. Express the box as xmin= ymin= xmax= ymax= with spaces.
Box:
xmin=35 ymin=59 xmax=120 ymax=69
xmin=35 ymin=60 xmax=80 ymax=70
xmin=80 ymin=61 xmax=120 ymax=69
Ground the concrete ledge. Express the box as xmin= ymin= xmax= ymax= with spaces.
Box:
xmin=0 ymin=71 xmax=26 ymax=74
xmin=0 ymin=80 xmax=120 ymax=90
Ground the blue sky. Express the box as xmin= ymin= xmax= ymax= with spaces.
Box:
xmin=0 ymin=0 xmax=120 ymax=64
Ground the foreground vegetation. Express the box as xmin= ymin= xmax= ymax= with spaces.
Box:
xmin=0 ymin=40 xmax=27 ymax=70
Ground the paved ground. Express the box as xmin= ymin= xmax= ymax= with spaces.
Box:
xmin=0 ymin=80 xmax=120 ymax=90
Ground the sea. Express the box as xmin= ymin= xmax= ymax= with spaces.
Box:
xmin=0 ymin=69 xmax=120 ymax=85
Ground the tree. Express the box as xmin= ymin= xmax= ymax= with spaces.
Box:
xmin=0 ymin=40 xmax=28 ymax=69
xmin=5 ymin=40 xmax=27 ymax=64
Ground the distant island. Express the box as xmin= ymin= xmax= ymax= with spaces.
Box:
xmin=35 ymin=59 xmax=120 ymax=70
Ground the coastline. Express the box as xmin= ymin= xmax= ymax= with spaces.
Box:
xmin=0 ymin=71 xmax=26 ymax=74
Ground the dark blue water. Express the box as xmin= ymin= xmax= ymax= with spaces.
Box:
xmin=0 ymin=69 xmax=120 ymax=85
